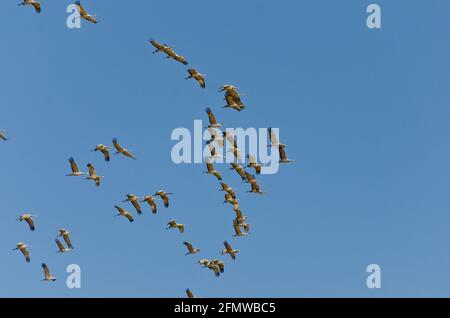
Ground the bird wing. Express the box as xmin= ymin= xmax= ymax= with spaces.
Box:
xmin=63 ymin=234 xmax=73 ymax=249
xmin=206 ymin=163 xmax=214 ymax=173
xmin=101 ymin=148 xmax=110 ymax=162
xmin=186 ymin=289 xmax=194 ymax=298
xmin=224 ymin=241 xmax=233 ymax=254
xmin=87 ymin=164 xmax=96 ymax=176
xmin=84 ymin=15 xmax=98 ymax=24
xmin=205 ymin=107 xmax=217 ymax=125
xmin=115 ymin=205 xmax=125 ymax=214
xmin=22 ymin=248 xmax=30 ymax=262
xmin=25 ymin=217 xmax=35 ymax=231
xmin=69 ymin=158 xmax=80 ymax=173
xmin=75 ymin=1 xmax=88 ymax=16
xmin=32 ymin=1 xmax=41 ymax=13
xmin=150 ymin=40 xmax=165 ymax=50
xmin=279 ymin=145 xmax=287 ymax=160
xmin=184 ymin=242 xmax=194 ymax=252
xmin=269 ymin=128 xmax=279 ymax=146
xmin=131 ymin=200 xmax=142 ymax=214
xmin=112 ymin=138 xmax=125 ymax=152
xmin=161 ymin=194 xmax=170 ymax=207
xmin=55 ymin=239 xmax=66 ymax=252
xmin=125 ymin=212 xmax=134 ymax=222
xmin=42 ymin=263 xmax=51 ymax=278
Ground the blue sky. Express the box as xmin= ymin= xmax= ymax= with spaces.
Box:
xmin=1 ymin=0 xmax=450 ymax=297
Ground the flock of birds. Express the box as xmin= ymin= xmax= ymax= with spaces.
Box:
xmin=4 ymin=1 xmax=293 ymax=298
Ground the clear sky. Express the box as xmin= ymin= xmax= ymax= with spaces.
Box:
xmin=1 ymin=0 xmax=450 ymax=298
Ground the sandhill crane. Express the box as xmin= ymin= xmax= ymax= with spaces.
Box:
xmin=13 ymin=242 xmax=31 ymax=262
xmin=222 ymin=241 xmax=239 ymax=260
xmin=112 ymin=138 xmax=136 ymax=159
xmin=17 ymin=214 xmax=36 ymax=231
xmin=141 ymin=195 xmax=157 ymax=214
xmin=232 ymin=221 xmax=248 ymax=237
xmin=212 ymin=259 xmax=225 ymax=273
xmin=219 ymin=85 xmax=241 ymax=101
xmin=92 ymin=144 xmax=110 ymax=162
xmin=163 ymin=46 xmax=188 ymax=65
xmin=183 ymin=242 xmax=200 ymax=255
xmin=66 ymin=157 xmax=84 ymax=177
xmin=85 ymin=163 xmax=102 ymax=187
xmin=123 ymin=194 xmax=142 ymax=214
xmin=230 ymin=163 xmax=246 ymax=181
xmin=185 ymin=288 xmax=195 ymax=298
xmin=207 ymin=263 xmax=221 ymax=277
xmin=58 ymin=229 xmax=74 ymax=249
xmin=0 ymin=130 xmax=7 ymax=141
xmin=55 ymin=239 xmax=71 ymax=253
xmin=203 ymin=162 xmax=222 ymax=181
xmin=205 ymin=107 xmax=223 ymax=128
xmin=234 ymin=218 xmax=250 ymax=233
xmin=223 ymin=94 xmax=244 ymax=111
xmin=154 ymin=190 xmax=172 ymax=208
xmin=279 ymin=144 xmax=293 ymax=163
xmin=18 ymin=0 xmax=41 ymax=13
xmin=268 ymin=128 xmax=285 ymax=148
xmin=75 ymin=1 xmax=98 ymax=23
xmin=248 ymin=179 xmax=264 ymax=194
xmin=166 ymin=219 xmax=184 ymax=233
xmin=220 ymin=182 xmax=236 ymax=199
xmin=114 ymin=205 xmax=134 ymax=222
xmin=224 ymin=193 xmax=239 ymax=210
xmin=41 ymin=263 xmax=56 ymax=281
xmin=186 ymin=69 xmax=206 ymax=88
xmin=149 ymin=39 xmax=168 ymax=54
xmin=246 ymin=154 xmax=262 ymax=174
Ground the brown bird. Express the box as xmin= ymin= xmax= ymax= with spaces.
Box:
xmin=92 ymin=144 xmax=111 ymax=162
xmin=232 ymin=221 xmax=249 ymax=237
xmin=278 ymin=144 xmax=293 ymax=163
xmin=41 ymin=263 xmax=56 ymax=281
xmin=224 ymin=193 xmax=239 ymax=210
xmin=186 ymin=69 xmax=206 ymax=88
xmin=207 ymin=263 xmax=221 ymax=277
xmin=203 ymin=162 xmax=222 ymax=181
xmin=219 ymin=85 xmax=242 ymax=101
xmin=163 ymin=46 xmax=188 ymax=65
xmin=66 ymin=157 xmax=85 ymax=177
xmin=114 ymin=205 xmax=134 ymax=222
xmin=223 ymin=94 xmax=244 ymax=111
xmin=123 ymin=194 xmax=142 ymax=214
xmin=112 ymin=138 xmax=136 ymax=159
xmin=58 ymin=229 xmax=74 ymax=249
xmin=222 ymin=241 xmax=239 ymax=260
xmin=75 ymin=1 xmax=98 ymax=24
xmin=234 ymin=208 xmax=248 ymax=225
xmin=85 ymin=163 xmax=103 ymax=187
xmin=183 ymin=241 xmax=200 ymax=255
xmin=246 ymin=154 xmax=262 ymax=174
xmin=16 ymin=214 xmax=36 ymax=231
xmin=154 ymin=190 xmax=172 ymax=208
xmin=141 ymin=195 xmax=157 ymax=214
xmin=166 ymin=219 xmax=184 ymax=233
xmin=13 ymin=242 xmax=31 ymax=262
xmin=149 ymin=39 xmax=169 ymax=54
xmin=0 ymin=130 xmax=7 ymax=141
xmin=211 ymin=259 xmax=225 ymax=273
xmin=234 ymin=218 xmax=250 ymax=234
xmin=18 ymin=0 xmax=41 ymax=13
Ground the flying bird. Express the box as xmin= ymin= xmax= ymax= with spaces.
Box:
xmin=0 ymin=130 xmax=7 ymax=141
xmin=58 ymin=229 xmax=74 ymax=249
xmin=205 ymin=107 xmax=223 ymax=128
xmin=92 ymin=144 xmax=110 ymax=162
xmin=203 ymin=162 xmax=222 ymax=181
xmin=13 ymin=242 xmax=31 ymax=262
xmin=75 ymin=1 xmax=98 ymax=23
xmin=246 ymin=154 xmax=262 ymax=174
xmin=186 ymin=69 xmax=206 ymax=88
xmin=278 ymin=144 xmax=293 ymax=163
xmin=55 ymin=239 xmax=71 ymax=253
xmin=66 ymin=157 xmax=84 ymax=177
xmin=207 ymin=263 xmax=221 ymax=277
xmin=222 ymin=241 xmax=239 ymax=260
xmin=166 ymin=219 xmax=184 ymax=233
xmin=123 ymin=194 xmax=142 ymax=214
xmin=223 ymin=94 xmax=244 ymax=111
xmin=149 ymin=39 xmax=168 ymax=54
xmin=141 ymin=195 xmax=157 ymax=214
xmin=113 ymin=138 xmax=136 ymax=159
xmin=224 ymin=193 xmax=239 ymax=210
xmin=234 ymin=218 xmax=250 ymax=234
xmin=18 ymin=0 xmax=41 ymax=13
xmin=41 ymin=263 xmax=56 ymax=281
xmin=183 ymin=241 xmax=200 ymax=255
xmin=198 ymin=259 xmax=211 ymax=267
xmin=232 ymin=221 xmax=249 ymax=237
xmin=230 ymin=163 xmax=247 ymax=181
xmin=163 ymin=46 xmax=188 ymax=65
xmin=85 ymin=163 xmax=102 ymax=187
xmin=16 ymin=214 xmax=36 ymax=231
xmin=154 ymin=190 xmax=172 ymax=208
xmin=234 ymin=208 xmax=248 ymax=225
xmin=268 ymin=128 xmax=285 ymax=148
xmin=114 ymin=205 xmax=134 ymax=222
xmin=219 ymin=85 xmax=241 ymax=101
